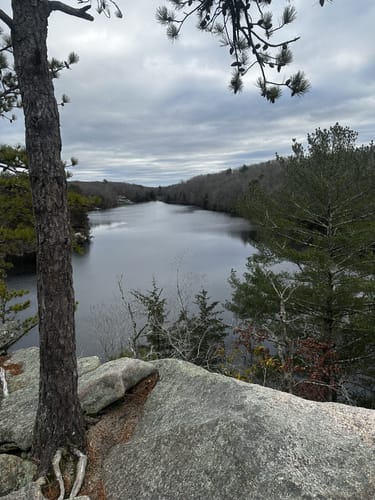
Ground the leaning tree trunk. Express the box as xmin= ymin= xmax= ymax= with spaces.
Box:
xmin=11 ymin=0 xmax=85 ymax=474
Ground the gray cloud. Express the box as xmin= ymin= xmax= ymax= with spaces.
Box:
xmin=1 ymin=0 xmax=374 ymax=186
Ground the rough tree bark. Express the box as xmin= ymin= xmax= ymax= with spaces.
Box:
xmin=10 ymin=0 xmax=85 ymax=474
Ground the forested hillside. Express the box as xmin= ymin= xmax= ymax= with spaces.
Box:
xmin=71 ymin=160 xmax=284 ymax=214
xmin=158 ymin=160 xmax=283 ymax=213
xmin=69 ymin=180 xmax=157 ymax=208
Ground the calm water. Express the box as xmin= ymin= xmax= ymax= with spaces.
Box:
xmin=8 ymin=202 xmax=256 ymax=358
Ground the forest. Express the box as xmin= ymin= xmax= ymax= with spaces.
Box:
xmin=158 ymin=159 xmax=283 ymax=213
xmin=69 ymin=179 xmax=157 ymax=208
xmin=69 ymin=159 xmax=283 ymax=214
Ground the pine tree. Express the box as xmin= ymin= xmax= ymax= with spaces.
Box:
xmin=229 ymin=125 xmax=375 ymax=404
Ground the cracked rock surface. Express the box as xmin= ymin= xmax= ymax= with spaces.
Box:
xmin=104 ymin=359 xmax=375 ymax=500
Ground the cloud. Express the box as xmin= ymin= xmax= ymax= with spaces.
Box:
xmin=0 ymin=0 xmax=374 ymax=186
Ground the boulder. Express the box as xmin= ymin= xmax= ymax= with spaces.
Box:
xmin=104 ymin=359 xmax=375 ymax=500
xmin=3 ymin=347 xmax=100 ymax=393
xmin=0 ymin=348 xmax=156 ymax=453
xmin=0 ymin=385 xmax=37 ymax=451
xmin=0 ymin=348 xmax=101 ymax=452
xmin=78 ymin=357 xmax=158 ymax=414
xmin=77 ymin=356 xmax=101 ymax=378
xmin=0 ymin=454 xmax=37 ymax=497
xmin=3 ymin=347 xmax=40 ymax=393
xmin=0 ymin=484 xmax=34 ymax=500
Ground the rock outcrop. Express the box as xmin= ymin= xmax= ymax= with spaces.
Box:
xmin=0 ymin=454 xmax=36 ymax=497
xmin=104 ymin=359 xmax=375 ymax=500
xmin=0 ymin=347 xmax=156 ymax=452
xmin=1 ymin=350 xmax=374 ymax=499
xmin=79 ymin=357 xmax=158 ymax=415
xmin=0 ymin=348 xmax=100 ymax=452
xmin=0 ymin=347 xmax=157 ymax=498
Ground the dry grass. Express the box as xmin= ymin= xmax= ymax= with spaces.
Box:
xmin=1 ymin=354 xmax=25 ymax=376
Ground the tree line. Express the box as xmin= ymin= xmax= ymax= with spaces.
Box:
xmin=0 ymin=154 xmax=286 ymax=271
xmin=70 ymin=160 xmax=284 ymax=216
xmin=158 ymin=160 xmax=283 ymax=213
xmin=69 ymin=179 xmax=157 ymax=208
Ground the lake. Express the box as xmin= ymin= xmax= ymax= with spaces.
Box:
xmin=7 ymin=201 xmax=256 ymax=358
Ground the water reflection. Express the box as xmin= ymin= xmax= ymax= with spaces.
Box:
xmin=8 ymin=202 xmax=256 ymax=357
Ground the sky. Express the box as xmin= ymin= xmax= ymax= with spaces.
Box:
xmin=1 ymin=0 xmax=374 ymax=186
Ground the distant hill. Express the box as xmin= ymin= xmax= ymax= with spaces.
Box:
xmin=69 ymin=180 xmax=156 ymax=208
xmin=158 ymin=160 xmax=283 ymax=213
xmin=70 ymin=159 xmax=283 ymax=214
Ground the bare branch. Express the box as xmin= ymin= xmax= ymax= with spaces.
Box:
xmin=0 ymin=9 xmax=13 ymax=29
xmin=48 ymin=1 xmax=94 ymax=21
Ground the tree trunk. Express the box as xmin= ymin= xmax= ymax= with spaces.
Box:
xmin=11 ymin=0 xmax=85 ymax=474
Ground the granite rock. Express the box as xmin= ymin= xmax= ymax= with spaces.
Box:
xmin=104 ymin=359 xmax=375 ymax=500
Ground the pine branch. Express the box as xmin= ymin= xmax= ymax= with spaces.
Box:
xmin=48 ymin=1 xmax=94 ymax=21
xmin=158 ymin=1 xmax=308 ymax=100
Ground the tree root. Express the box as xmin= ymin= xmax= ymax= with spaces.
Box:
xmin=70 ymin=448 xmax=88 ymax=498
xmin=52 ymin=449 xmax=64 ymax=499
xmin=34 ymin=447 xmax=89 ymax=499
xmin=34 ymin=477 xmax=47 ymax=499
xmin=0 ymin=366 xmax=8 ymax=396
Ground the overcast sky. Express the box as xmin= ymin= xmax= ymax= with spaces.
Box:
xmin=1 ymin=0 xmax=374 ymax=186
